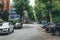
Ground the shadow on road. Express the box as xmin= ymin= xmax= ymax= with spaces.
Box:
xmin=0 ymin=33 xmax=13 ymax=36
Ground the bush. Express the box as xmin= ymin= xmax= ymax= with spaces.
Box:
xmin=2 ymin=10 xmax=9 ymax=21
xmin=8 ymin=20 xmax=16 ymax=25
xmin=8 ymin=20 xmax=20 ymax=25
xmin=53 ymin=16 xmax=60 ymax=23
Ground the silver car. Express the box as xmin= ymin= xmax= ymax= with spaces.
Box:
xmin=0 ymin=22 xmax=14 ymax=34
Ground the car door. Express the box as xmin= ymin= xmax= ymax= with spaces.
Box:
xmin=55 ymin=24 xmax=60 ymax=31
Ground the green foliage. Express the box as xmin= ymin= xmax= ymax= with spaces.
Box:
xmin=53 ymin=16 xmax=60 ymax=23
xmin=34 ymin=0 xmax=47 ymax=21
xmin=14 ymin=0 xmax=35 ymax=20
xmin=34 ymin=0 xmax=60 ymax=23
xmin=2 ymin=10 xmax=9 ymax=21
xmin=8 ymin=20 xmax=16 ymax=25
xmin=14 ymin=0 xmax=29 ymax=15
xmin=27 ymin=6 xmax=35 ymax=20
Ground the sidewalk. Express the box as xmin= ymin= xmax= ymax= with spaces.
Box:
xmin=37 ymin=27 xmax=60 ymax=40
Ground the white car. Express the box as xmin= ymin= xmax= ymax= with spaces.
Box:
xmin=0 ymin=22 xmax=14 ymax=34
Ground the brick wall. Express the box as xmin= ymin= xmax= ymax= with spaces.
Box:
xmin=0 ymin=0 xmax=10 ymax=12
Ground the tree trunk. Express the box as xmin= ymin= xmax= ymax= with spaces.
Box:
xmin=49 ymin=0 xmax=53 ymax=23
xmin=49 ymin=11 xmax=52 ymax=23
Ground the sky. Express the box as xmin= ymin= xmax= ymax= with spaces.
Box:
xmin=29 ymin=0 xmax=35 ymax=7
xmin=10 ymin=0 xmax=13 ymax=3
xmin=10 ymin=0 xmax=35 ymax=7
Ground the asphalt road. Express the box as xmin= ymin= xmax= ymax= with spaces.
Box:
xmin=0 ymin=24 xmax=60 ymax=40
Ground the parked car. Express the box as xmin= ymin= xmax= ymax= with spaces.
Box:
xmin=14 ymin=22 xmax=23 ymax=29
xmin=42 ymin=20 xmax=47 ymax=29
xmin=45 ymin=23 xmax=55 ymax=33
xmin=51 ymin=24 xmax=60 ymax=36
xmin=0 ymin=22 xmax=14 ymax=34
xmin=42 ymin=24 xmax=47 ymax=29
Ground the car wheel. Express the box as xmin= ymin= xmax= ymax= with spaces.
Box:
xmin=54 ymin=31 xmax=60 ymax=36
xmin=12 ymin=29 xmax=14 ymax=33
xmin=42 ymin=27 xmax=45 ymax=29
xmin=45 ymin=28 xmax=49 ymax=32
xmin=45 ymin=28 xmax=50 ymax=33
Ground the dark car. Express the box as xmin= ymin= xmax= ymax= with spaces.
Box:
xmin=45 ymin=23 xmax=55 ymax=33
xmin=14 ymin=22 xmax=23 ymax=29
xmin=51 ymin=24 xmax=60 ymax=36
xmin=42 ymin=24 xmax=47 ymax=29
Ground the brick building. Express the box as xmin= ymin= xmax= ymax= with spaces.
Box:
xmin=0 ymin=0 xmax=10 ymax=12
xmin=0 ymin=0 xmax=20 ymax=20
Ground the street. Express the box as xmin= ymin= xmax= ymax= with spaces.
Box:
xmin=0 ymin=24 xmax=60 ymax=40
xmin=0 ymin=0 xmax=60 ymax=40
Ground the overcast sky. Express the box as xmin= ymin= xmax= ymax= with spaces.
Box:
xmin=29 ymin=0 xmax=35 ymax=7
xmin=10 ymin=0 xmax=35 ymax=7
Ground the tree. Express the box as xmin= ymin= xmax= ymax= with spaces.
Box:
xmin=2 ymin=10 xmax=9 ymax=21
xmin=41 ymin=0 xmax=60 ymax=23
xmin=34 ymin=0 xmax=60 ymax=23
xmin=27 ymin=5 xmax=35 ymax=21
xmin=14 ymin=0 xmax=29 ymax=20
xmin=0 ymin=3 xmax=3 ymax=19
xmin=52 ymin=0 xmax=60 ymax=23
xmin=34 ymin=0 xmax=46 ymax=21
xmin=14 ymin=0 xmax=36 ymax=22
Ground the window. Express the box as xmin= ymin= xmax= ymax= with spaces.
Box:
xmin=10 ymin=16 xmax=15 ymax=19
xmin=16 ymin=15 xmax=20 ymax=18
xmin=10 ymin=10 xmax=16 ymax=13
xmin=10 ymin=13 xmax=16 ymax=15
